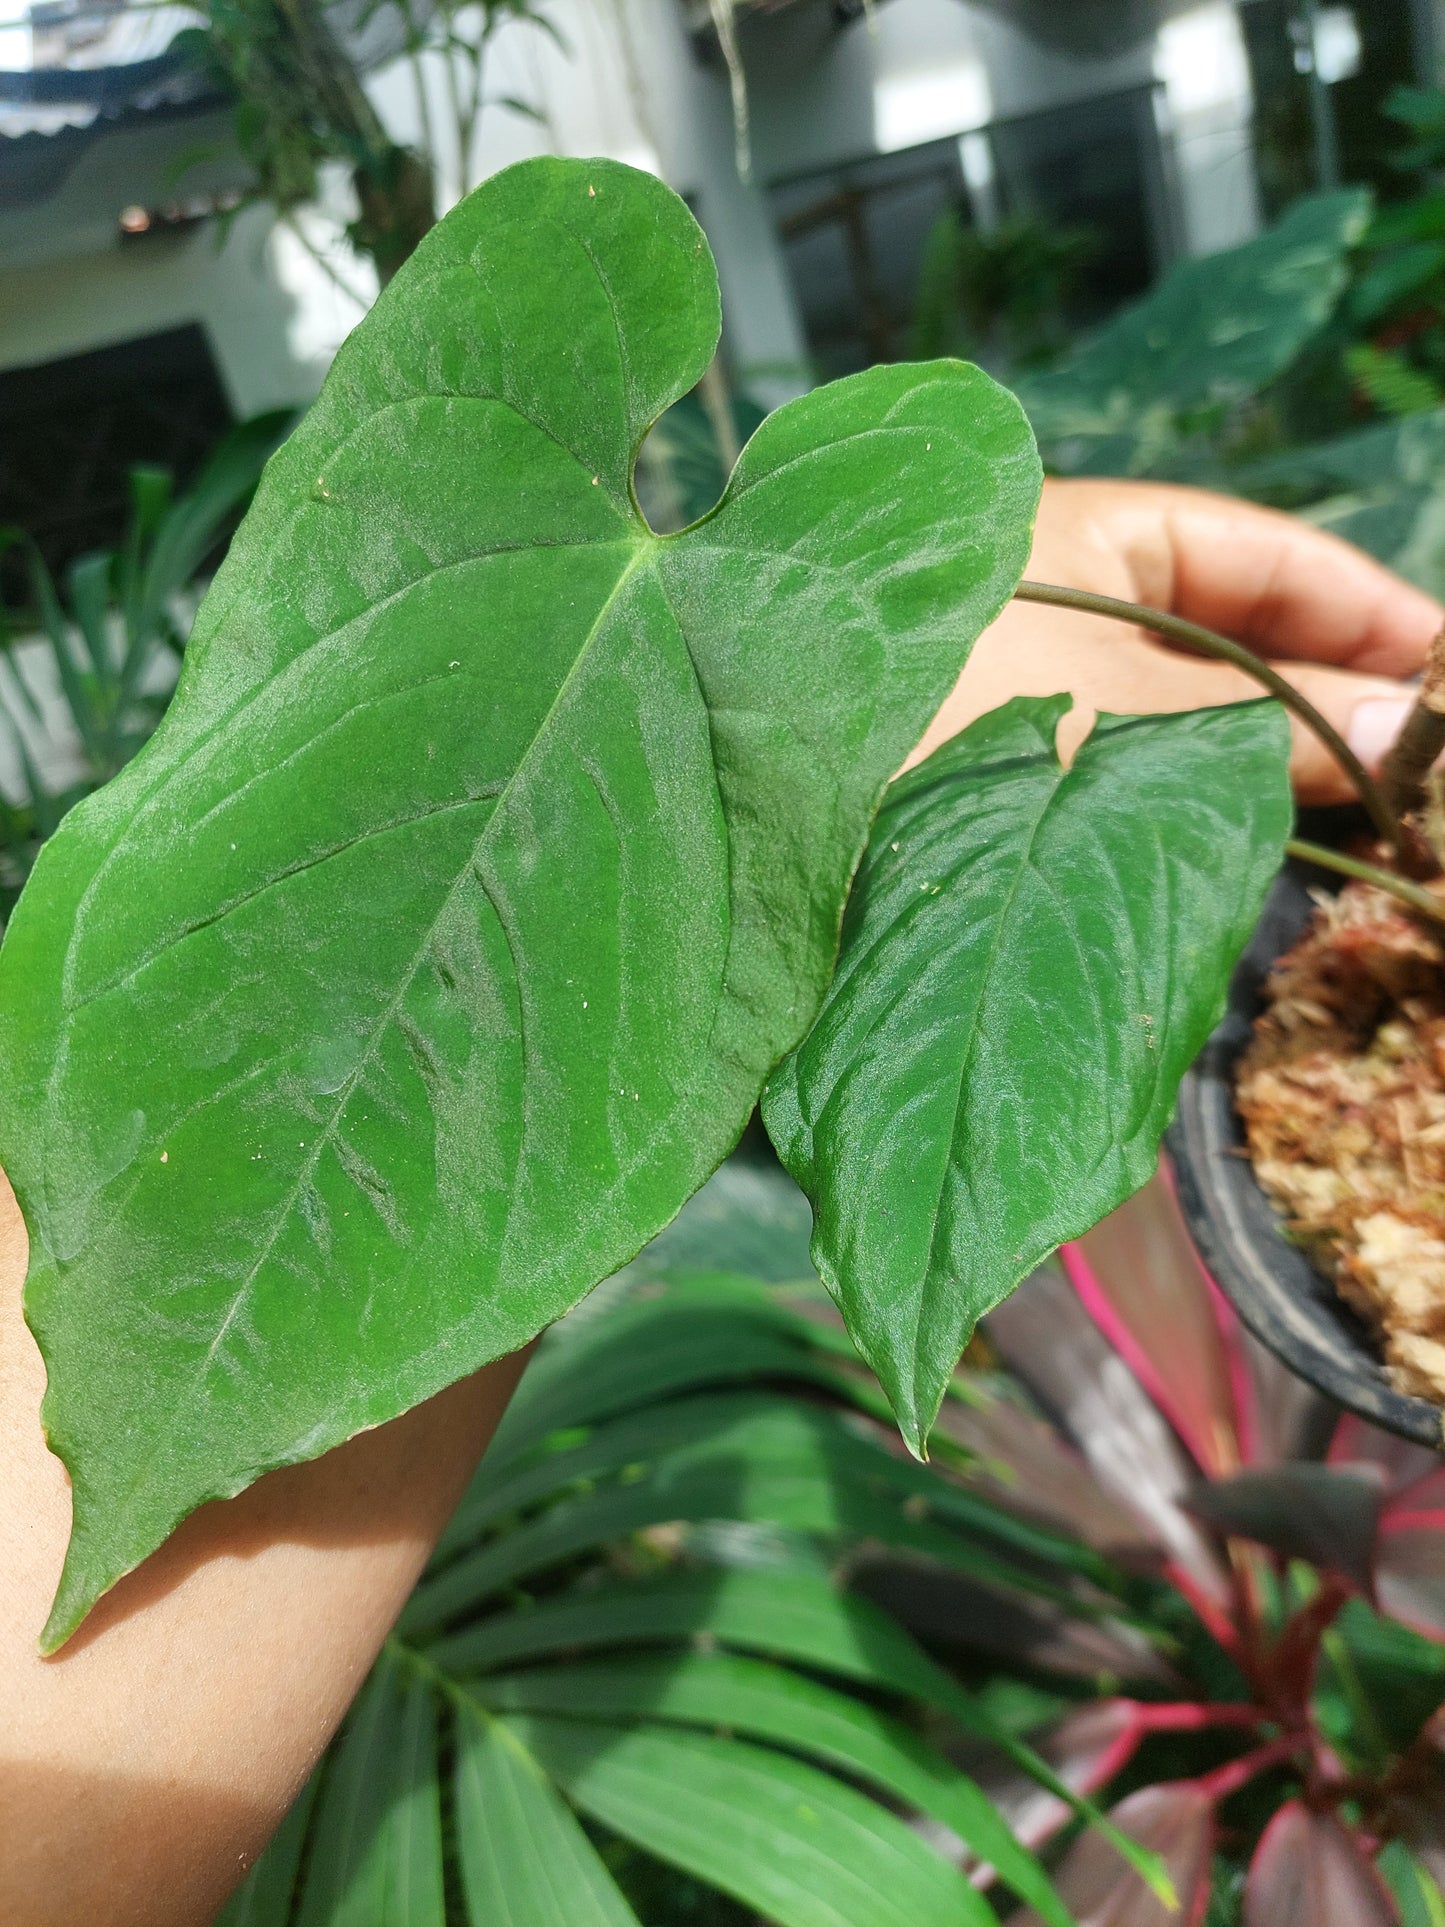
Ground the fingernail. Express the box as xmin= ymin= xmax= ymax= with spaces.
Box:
xmin=1348 ymin=696 xmax=1413 ymax=768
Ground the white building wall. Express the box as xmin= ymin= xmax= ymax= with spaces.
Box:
xmin=0 ymin=0 xmax=1265 ymax=418
xmin=0 ymin=105 xmax=372 ymax=406
xmin=1155 ymin=1 xmax=1260 ymax=254
xmin=364 ymin=0 xmax=816 ymax=404
xmin=744 ymin=0 xmax=1156 ymax=181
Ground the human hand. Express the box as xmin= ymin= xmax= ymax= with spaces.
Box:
xmin=917 ymin=477 xmax=1444 ymax=801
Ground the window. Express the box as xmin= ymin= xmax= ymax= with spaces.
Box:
xmin=771 ymin=85 xmax=1170 ymax=379
xmin=772 ymin=139 xmax=965 ymax=378
xmin=0 ymin=323 xmax=233 ymax=595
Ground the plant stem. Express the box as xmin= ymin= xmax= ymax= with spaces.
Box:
xmin=699 ymin=356 xmax=741 ymax=474
xmin=1287 ymin=837 xmax=1445 ymax=923
xmin=1013 ymin=579 xmax=1404 ymax=860
xmin=411 ymin=50 xmax=437 ymax=185
xmin=1270 ymin=1577 xmax=1350 ymax=1726
xmin=1381 ymin=622 xmax=1445 ymax=819
xmin=1194 ymin=1734 xmax=1302 ymax=1804
xmin=1131 ymin=1701 xmax=1264 ymax=1733
xmin=707 ymin=0 xmax=751 ymax=179
xmin=441 ymin=34 xmax=468 ymax=197
xmin=282 ymin=216 xmax=372 ymax=310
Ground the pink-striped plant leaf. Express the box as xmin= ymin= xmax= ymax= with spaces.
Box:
xmin=1329 ymin=1415 xmax=1442 ymax=1495
xmin=1010 ymin=1781 xmax=1213 ymax=1927
xmin=1243 ymin=1802 xmax=1400 ymax=1925
xmin=959 ymin=1701 xmax=1143 ymax=1866
xmin=935 ymin=1384 xmax=1166 ymax=1570
xmin=1184 ymin=1464 xmax=1384 ymax=1596
xmin=1241 ymin=1326 xmax=1336 ymax=1467
xmin=971 ymin=1700 xmax=1258 ymax=1866
xmin=987 ymin=1267 xmax=1231 ymax=1617
xmin=1377 ymin=1466 xmax=1445 ymax=1638
xmin=1065 ymin=1173 xmax=1246 ymax=1478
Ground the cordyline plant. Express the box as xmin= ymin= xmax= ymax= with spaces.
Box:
xmin=220 ymin=1168 xmax=1445 ymax=1925
xmin=0 ymin=155 xmax=1305 ymax=1656
xmin=973 ymin=1177 xmax=1445 ymax=1925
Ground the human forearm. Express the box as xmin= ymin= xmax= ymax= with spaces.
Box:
xmin=0 ymin=1172 xmax=525 ymax=1927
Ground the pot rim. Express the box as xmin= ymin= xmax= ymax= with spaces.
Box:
xmin=1168 ymin=856 xmax=1445 ymax=1450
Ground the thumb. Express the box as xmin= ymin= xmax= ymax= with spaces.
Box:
xmin=1273 ymin=661 xmax=1417 ymax=806
xmin=1061 ymin=643 xmax=1418 ymax=806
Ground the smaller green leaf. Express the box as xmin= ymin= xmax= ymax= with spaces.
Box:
xmin=477 ymin=1653 xmax=1069 ymax=1924
xmin=513 ymin=1713 xmax=991 ymax=1927
xmin=295 ymin=1650 xmax=444 ymax=1927
xmin=453 ymin=1702 xmax=641 ymax=1927
xmin=764 ymin=695 xmax=1292 ymax=1451
xmin=215 ymin=1765 xmax=321 ymax=1926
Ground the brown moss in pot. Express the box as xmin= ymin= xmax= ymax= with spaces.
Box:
xmin=1012 ymin=580 xmax=1445 ymax=1420
xmin=1236 ymin=633 xmax=1445 ymax=1405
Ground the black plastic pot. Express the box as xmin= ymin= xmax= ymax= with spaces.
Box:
xmin=1169 ymin=857 xmax=1444 ymax=1448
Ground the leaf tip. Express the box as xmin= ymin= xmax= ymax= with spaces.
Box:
xmin=36 ymin=1489 xmax=132 ymax=1653
xmin=38 ymin=1588 xmax=87 ymax=1655
xmin=1144 ymin=1857 xmax=1180 ymax=1911
xmin=894 ymin=1405 xmax=930 ymax=1462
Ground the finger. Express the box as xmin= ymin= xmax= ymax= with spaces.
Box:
xmin=926 ymin=600 xmax=1413 ymax=803
xmin=1074 ymin=479 xmax=1444 ymax=679
xmin=1050 ymin=633 xmax=1413 ymax=805
xmin=1278 ymin=661 xmax=1418 ymax=805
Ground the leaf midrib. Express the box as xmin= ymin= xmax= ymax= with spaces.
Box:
xmin=37 ymin=391 xmax=641 ymax=1252
xmin=907 ymin=754 xmax=1068 ymax=1420
xmin=108 ymin=529 xmax=658 ymax=1512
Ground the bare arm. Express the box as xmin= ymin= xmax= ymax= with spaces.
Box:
xmin=0 ymin=1169 xmax=526 ymax=1926
xmin=1 ymin=479 xmax=1439 ymax=1925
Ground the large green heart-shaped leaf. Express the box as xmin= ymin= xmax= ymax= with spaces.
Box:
xmin=762 ymin=695 xmax=1291 ymax=1451
xmin=0 ymin=156 xmax=1040 ymax=1645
